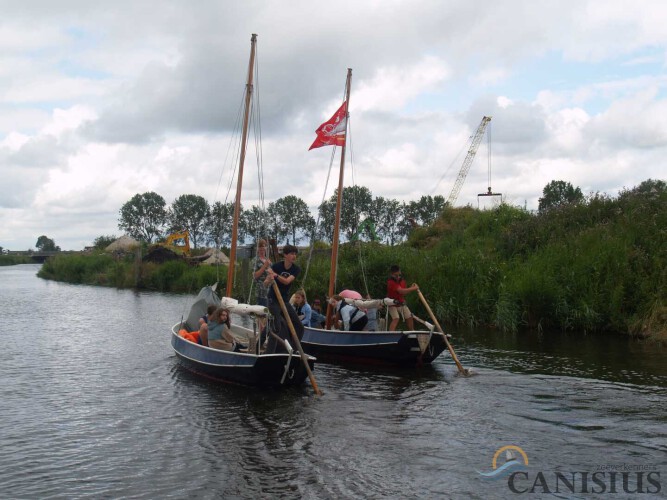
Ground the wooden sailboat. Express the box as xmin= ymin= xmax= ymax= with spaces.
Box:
xmin=171 ymin=34 xmax=316 ymax=387
xmin=300 ymin=69 xmax=449 ymax=366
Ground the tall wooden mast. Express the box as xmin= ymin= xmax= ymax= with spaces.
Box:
xmin=325 ymin=68 xmax=352 ymax=328
xmin=226 ymin=34 xmax=257 ymax=297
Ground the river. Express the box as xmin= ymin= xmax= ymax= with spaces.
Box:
xmin=1 ymin=264 xmax=665 ymax=499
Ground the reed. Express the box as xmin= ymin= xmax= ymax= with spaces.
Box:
xmin=35 ymin=179 xmax=666 ymax=338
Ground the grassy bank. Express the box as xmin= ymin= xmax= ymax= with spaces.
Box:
xmin=38 ymin=179 xmax=666 ymax=340
xmin=0 ymin=255 xmax=33 ymax=266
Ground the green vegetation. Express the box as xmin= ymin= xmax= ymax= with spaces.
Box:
xmin=37 ymin=179 xmax=666 ymax=340
xmin=38 ymin=252 xmax=223 ymax=291
xmin=0 ymin=255 xmax=33 ymax=266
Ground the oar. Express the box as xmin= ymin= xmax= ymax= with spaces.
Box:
xmin=416 ymin=289 xmax=470 ymax=376
xmin=271 ymin=282 xmax=323 ymax=396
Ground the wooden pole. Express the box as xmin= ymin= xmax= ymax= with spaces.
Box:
xmin=226 ymin=33 xmax=257 ymax=298
xmin=416 ymin=289 xmax=469 ymax=376
xmin=325 ymin=68 xmax=353 ymax=328
xmin=271 ymin=282 xmax=322 ymax=395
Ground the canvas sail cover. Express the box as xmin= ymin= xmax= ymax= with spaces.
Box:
xmin=184 ymin=285 xmax=222 ymax=331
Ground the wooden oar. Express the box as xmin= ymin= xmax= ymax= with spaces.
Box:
xmin=271 ymin=282 xmax=323 ymax=396
xmin=416 ymin=289 xmax=470 ymax=376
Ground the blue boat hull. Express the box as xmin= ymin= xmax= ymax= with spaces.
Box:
xmin=300 ymin=327 xmax=447 ymax=366
xmin=171 ymin=329 xmax=315 ymax=387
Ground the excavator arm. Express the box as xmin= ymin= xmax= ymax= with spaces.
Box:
xmin=164 ymin=231 xmax=191 ymax=255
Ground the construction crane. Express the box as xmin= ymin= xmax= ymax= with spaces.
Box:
xmin=446 ymin=116 xmax=492 ymax=206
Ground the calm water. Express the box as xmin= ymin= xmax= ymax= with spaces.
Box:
xmin=1 ymin=264 xmax=666 ymax=499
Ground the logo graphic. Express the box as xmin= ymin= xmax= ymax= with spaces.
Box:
xmin=477 ymin=445 xmax=529 ymax=480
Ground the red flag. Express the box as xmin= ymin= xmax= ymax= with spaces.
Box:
xmin=308 ymin=101 xmax=348 ymax=150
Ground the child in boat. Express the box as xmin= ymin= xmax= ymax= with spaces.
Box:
xmin=330 ymin=295 xmax=368 ymax=331
xmin=252 ymin=239 xmax=274 ymax=307
xmin=310 ymin=298 xmax=326 ymax=328
xmin=292 ymin=289 xmax=312 ymax=327
xmin=264 ymin=244 xmax=304 ymax=352
xmin=386 ymin=264 xmax=419 ymax=331
xmin=200 ymin=307 xmax=235 ymax=350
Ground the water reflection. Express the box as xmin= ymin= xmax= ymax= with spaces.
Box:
xmin=454 ymin=327 xmax=667 ymax=387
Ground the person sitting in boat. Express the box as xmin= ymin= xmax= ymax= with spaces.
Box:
xmin=292 ymin=289 xmax=312 ymax=327
xmin=199 ymin=304 xmax=217 ymax=327
xmin=330 ymin=295 xmax=368 ymax=331
xmin=386 ymin=264 xmax=418 ymax=331
xmin=264 ymin=244 xmax=304 ymax=352
xmin=310 ymin=298 xmax=326 ymax=328
xmin=200 ymin=307 xmax=236 ymax=351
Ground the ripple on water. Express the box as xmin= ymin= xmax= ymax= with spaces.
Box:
xmin=2 ymin=267 xmax=667 ymax=498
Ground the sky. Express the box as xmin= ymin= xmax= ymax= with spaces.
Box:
xmin=1 ymin=0 xmax=666 ymax=250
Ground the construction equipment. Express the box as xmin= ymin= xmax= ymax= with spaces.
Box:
xmin=446 ymin=116 xmax=492 ymax=206
xmin=164 ymin=231 xmax=191 ymax=255
xmin=350 ymin=219 xmax=378 ymax=242
xmin=144 ymin=231 xmax=191 ymax=263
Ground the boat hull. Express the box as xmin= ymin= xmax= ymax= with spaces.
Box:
xmin=301 ymin=327 xmax=447 ymax=366
xmin=171 ymin=327 xmax=315 ymax=387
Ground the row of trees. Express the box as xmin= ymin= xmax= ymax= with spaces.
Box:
xmin=117 ymin=188 xmax=449 ymax=248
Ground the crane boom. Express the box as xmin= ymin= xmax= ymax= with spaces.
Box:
xmin=447 ymin=116 xmax=491 ymax=206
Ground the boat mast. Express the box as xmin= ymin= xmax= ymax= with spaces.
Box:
xmin=226 ymin=33 xmax=257 ymax=298
xmin=326 ymin=68 xmax=352 ymax=328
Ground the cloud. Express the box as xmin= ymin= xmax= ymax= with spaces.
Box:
xmin=1 ymin=0 xmax=667 ymax=250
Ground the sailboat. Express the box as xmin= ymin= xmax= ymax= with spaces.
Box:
xmin=300 ymin=69 xmax=449 ymax=366
xmin=170 ymin=34 xmax=316 ymax=387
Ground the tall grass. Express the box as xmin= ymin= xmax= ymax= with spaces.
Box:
xmin=36 ymin=179 xmax=666 ymax=338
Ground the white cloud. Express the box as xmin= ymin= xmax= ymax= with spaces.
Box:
xmin=1 ymin=0 xmax=666 ymax=250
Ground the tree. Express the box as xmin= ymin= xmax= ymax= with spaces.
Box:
xmin=35 ymin=235 xmax=60 ymax=251
xmin=242 ymin=205 xmax=270 ymax=244
xmin=168 ymin=194 xmax=210 ymax=249
xmin=207 ymin=201 xmax=236 ymax=247
xmin=317 ymin=198 xmax=336 ymax=244
xmin=318 ymin=186 xmax=374 ymax=242
xmin=369 ymin=197 xmax=405 ymax=245
xmin=118 ymin=192 xmax=167 ymax=243
xmin=340 ymin=186 xmax=373 ymax=240
xmin=538 ymin=180 xmax=584 ymax=213
xmin=93 ymin=235 xmax=117 ymax=250
xmin=267 ymin=195 xmax=314 ymax=245
xmin=407 ymin=195 xmax=446 ymax=226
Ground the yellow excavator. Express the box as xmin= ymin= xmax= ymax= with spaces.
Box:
xmin=144 ymin=230 xmax=191 ymax=263
xmin=164 ymin=231 xmax=191 ymax=255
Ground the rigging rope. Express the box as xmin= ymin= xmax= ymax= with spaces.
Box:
xmin=429 ymin=133 xmax=468 ymax=196
xmin=301 ymin=145 xmax=337 ymax=286
xmin=302 ymin=74 xmax=350 ymax=290
xmin=347 ymin=119 xmax=370 ymax=297
xmin=247 ymin=48 xmax=267 ymax=304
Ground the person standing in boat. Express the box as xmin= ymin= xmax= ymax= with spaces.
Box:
xmin=264 ymin=244 xmax=304 ymax=352
xmin=252 ymin=239 xmax=275 ymax=307
xmin=386 ymin=264 xmax=418 ymax=331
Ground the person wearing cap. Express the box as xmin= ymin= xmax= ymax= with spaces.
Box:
xmin=264 ymin=244 xmax=303 ymax=352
